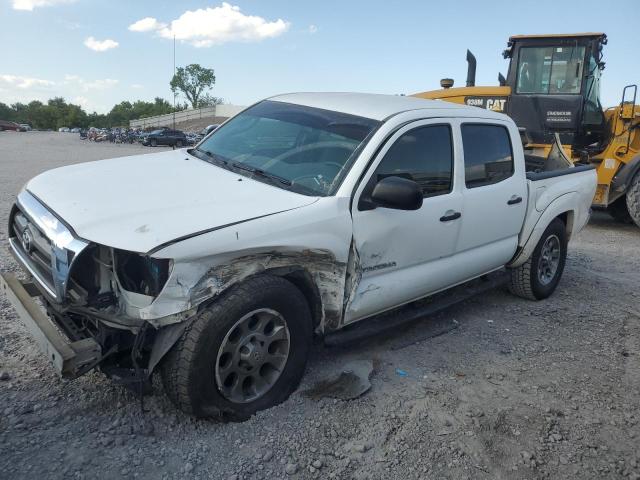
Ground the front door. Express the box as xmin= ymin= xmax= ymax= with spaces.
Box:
xmin=346 ymin=120 xmax=464 ymax=323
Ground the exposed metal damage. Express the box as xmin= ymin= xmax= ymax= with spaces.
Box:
xmin=188 ymin=249 xmax=349 ymax=332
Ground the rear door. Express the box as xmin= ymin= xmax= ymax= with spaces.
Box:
xmin=347 ymin=120 xmax=464 ymax=323
xmin=455 ymin=121 xmax=527 ymax=275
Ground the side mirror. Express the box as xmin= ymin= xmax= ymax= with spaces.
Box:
xmin=370 ymin=176 xmax=423 ymax=210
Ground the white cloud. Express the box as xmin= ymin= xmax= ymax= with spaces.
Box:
xmin=64 ymin=75 xmax=118 ymax=91
xmin=128 ymin=17 xmax=166 ymax=32
xmin=308 ymin=24 xmax=318 ymax=34
xmin=129 ymin=3 xmax=289 ymax=47
xmin=72 ymin=96 xmax=90 ymax=108
xmin=12 ymin=0 xmax=74 ymax=11
xmin=84 ymin=36 xmax=119 ymax=52
xmin=0 ymin=74 xmax=55 ymax=90
xmin=0 ymin=73 xmax=117 ymax=113
xmin=0 ymin=74 xmax=56 ymax=107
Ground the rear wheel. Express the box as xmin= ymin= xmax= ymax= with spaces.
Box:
xmin=175 ymin=139 xmax=183 ymax=147
xmin=150 ymin=139 xmax=157 ymax=147
xmin=626 ymin=172 xmax=640 ymax=228
xmin=161 ymin=275 xmax=312 ymax=420
xmin=508 ymin=218 xmax=567 ymax=300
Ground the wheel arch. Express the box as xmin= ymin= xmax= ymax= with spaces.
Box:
xmin=610 ymin=153 xmax=640 ymax=203
xmin=510 ymin=194 xmax=579 ymax=268
xmin=186 ymin=250 xmax=347 ymax=334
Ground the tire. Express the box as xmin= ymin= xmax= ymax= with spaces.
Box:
xmin=175 ymin=139 xmax=183 ymax=147
xmin=508 ymin=218 xmax=567 ymax=300
xmin=150 ymin=139 xmax=157 ymax=147
xmin=626 ymin=172 xmax=640 ymax=228
xmin=161 ymin=275 xmax=312 ymax=420
xmin=608 ymin=197 xmax=633 ymax=224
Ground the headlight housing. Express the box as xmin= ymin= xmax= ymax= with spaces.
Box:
xmin=113 ymin=249 xmax=171 ymax=297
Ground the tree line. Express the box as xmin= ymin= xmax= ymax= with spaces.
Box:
xmin=0 ymin=63 xmax=221 ymax=130
xmin=0 ymin=97 xmax=186 ymax=130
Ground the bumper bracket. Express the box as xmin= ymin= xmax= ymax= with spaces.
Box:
xmin=0 ymin=273 xmax=101 ymax=378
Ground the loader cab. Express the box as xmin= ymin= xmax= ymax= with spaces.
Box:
xmin=503 ymin=33 xmax=607 ymax=149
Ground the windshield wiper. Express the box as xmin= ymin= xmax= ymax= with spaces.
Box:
xmin=230 ymin=162 xmax=292 ymax=186
xmin=191 ymin=146 xmax=229 ymax=165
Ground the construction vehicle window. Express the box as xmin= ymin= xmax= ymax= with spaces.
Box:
xmin=583 ymin=54 xmax=604 ymax=125
xmin=373 ymin=125 xmax=453 ymax=198
xmin=517 ymin=46 xmax=585 ymax=95
xmin=462 ymin=124 xmax=514 ymax=188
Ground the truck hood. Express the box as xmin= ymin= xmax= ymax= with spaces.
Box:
xmin=25 ymin=149 xmax=318 ymax=253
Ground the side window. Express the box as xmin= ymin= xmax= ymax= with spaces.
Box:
xmin=372 ymin=125 xmax=453 ymax=198
xmin=461 ymin=124 xmax=514 ymax=188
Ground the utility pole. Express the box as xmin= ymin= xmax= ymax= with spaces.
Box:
xmin=172 ymin=35 xmax=176 ymax=130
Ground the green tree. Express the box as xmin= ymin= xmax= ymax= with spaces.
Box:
xmin=170 ymin=64 xmax=216 ymax=109
xmin=198 ymin=94 xmax=224 ymax=107
xmin=0 ymin=102 xmax=14 ymax=121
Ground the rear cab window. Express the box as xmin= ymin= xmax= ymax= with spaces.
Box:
xmin=461 ymin=124 xmax=514 ymax=188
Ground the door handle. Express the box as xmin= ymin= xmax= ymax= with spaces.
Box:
xmin=440 ymin=211 xmax=461 ymax=222
xmin=507 ymin=195 xmax=523 ymax=205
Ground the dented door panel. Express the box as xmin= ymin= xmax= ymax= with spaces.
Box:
xmin=346 ymin=118 xmax=464 ymax=323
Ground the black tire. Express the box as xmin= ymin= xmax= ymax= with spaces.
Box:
xmin=161 ymin=275 xmax=312 ymax=420
xmin=508 ymin=218 xmax=567 ymax=300
xmin=626 ymin=172 xmax=640 ymax=228
xmin=150 ymin=139 xmax=157 ymax=147
xmin=175 ymin=139 xmax=183 ymax=147
xmin=608 ymin=197 xmax=633 ymax=224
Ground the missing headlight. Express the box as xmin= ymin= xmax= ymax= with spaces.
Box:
xmin=114 ymin=250 xmax=171 ymax=297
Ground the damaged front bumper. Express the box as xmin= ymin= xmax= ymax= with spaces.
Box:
xmin=0 ymin=273 xmax=101 ymax=378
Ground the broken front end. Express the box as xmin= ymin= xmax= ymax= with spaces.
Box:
xmin=1 ymin=191 xmax=188 ymax=384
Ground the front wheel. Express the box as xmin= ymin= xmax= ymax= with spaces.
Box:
xmin=508 ymin=218 xmax=567 ymax=300
xmin=150 ymin=139 xmax=157 ymax=147
xmin=161 ymin=275 xmax=312 ymax=420
xmin=626 ymin=172 xmax=640 ymax=228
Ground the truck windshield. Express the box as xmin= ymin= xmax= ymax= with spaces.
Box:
xmin=196 ymin=100 xmax=380 ymax=196
xmin=516 ymin=46 xmax=586 ymax=95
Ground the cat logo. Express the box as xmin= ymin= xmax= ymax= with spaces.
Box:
xmin=464 ymin=96 xmax=507 ymax=112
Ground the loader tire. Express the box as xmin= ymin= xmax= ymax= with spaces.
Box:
xmin=626 ymin=172 xmax=640 ymax=228
xmin=161 ymin=275 xmax=312 ymax=420
xmin=508 ymin=218 xmax=567 ymax=300
xmin=608 ymin=197 xmax=633 ymax=224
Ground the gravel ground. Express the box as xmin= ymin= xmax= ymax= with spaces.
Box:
xmin=1 ymin=131 xmax=639 ymax=480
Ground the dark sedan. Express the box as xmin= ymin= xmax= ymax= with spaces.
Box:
xmin=142 ymin=129 xmax=187 ymax=147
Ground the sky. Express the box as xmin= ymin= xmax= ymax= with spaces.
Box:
xmin=1 ymin=0 xmax=638 ymax=114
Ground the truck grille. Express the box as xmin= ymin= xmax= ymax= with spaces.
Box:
xmin=8 ymin=191 xmax=89 ymax=301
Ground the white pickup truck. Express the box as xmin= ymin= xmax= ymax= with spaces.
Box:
xmin=1 ymin=93 xmax=596 ymax=419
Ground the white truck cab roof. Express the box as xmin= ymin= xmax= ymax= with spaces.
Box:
xmin=269 ymin=92 xmax=507 ymax=122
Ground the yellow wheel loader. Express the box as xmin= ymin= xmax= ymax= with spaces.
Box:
xmin=414 ymin=33 xmax=640 ymax=227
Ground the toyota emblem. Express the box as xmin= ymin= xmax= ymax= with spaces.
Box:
xmin=21 ymin=229 xmax=33 ymax=253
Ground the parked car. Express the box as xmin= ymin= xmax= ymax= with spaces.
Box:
xmin=192 ymin=124 xmax=220 ymax=143
xmin=201 ymin=124 xmax=219 ymax=137
xmin=19 ymin=123 xmax=32 ymax=131
xmin=142 ymin=128 xmax=187 ymax=147
xmin=58 ymin=127 xmax=70 ymax=133
xmin=0 ymin=120 xmax=26 ymax=131
xmin=0 ymin=93 xmax=596 ymax=420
